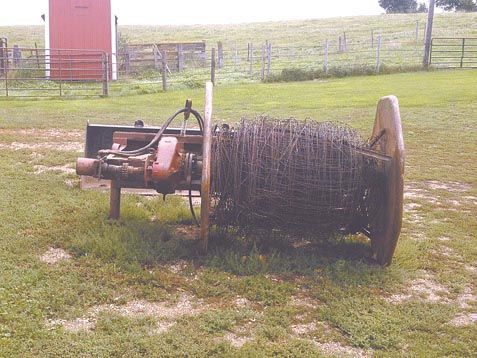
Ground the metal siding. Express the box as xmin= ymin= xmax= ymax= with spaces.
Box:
xmin=49 ymin=0 xmax=112 ymax=79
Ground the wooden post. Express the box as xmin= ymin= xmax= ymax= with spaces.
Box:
xmin=102 ymin=53 xmax=109 ymax=96
xmin=415 ymin=20 xmax=419 ymax=44
xmin=178 ymin=43 xmax=184 ymax=72
xmin=423 ymin=0 xmax=435 ymax=69
xmin=324 ymin=39 xmax=329 ymax=75
xmin=109 ymin=180 xmax=121 ymax=220
xmin=247 ymin=42 xmax=251 ymax=61
xmin=34 ymin=42 xmax=40 ymax=69
xmin=249 ymin=43 xmax=253 ymax=77
xmin=211 ymin=47 xmax=216 ymax=85
xmin=4 ymin=43 xmax=8 ymax=97
xmin=343 ymin=32 xmax=347 ymax=52
xmin=217 ymin=41 xmax=223 ymax=69
xmin=267 ymin=41 xmax=271 ymax=77
xmin=371 ymin=29 xmax=374 ymax=48
xmin=200 ymin=82 xmax=213 ymax=251
xmin=460 ymin=38 xmax=466 ymax=68
xmin=161 ymin=50 xmax=168 ymax=91
xmin=376 ymin=35 xmax=382 ymax=74
xmin=125 ymin=49 xmax=130 ymax=76
xmin=260 ymin=45 xmax=265 ymax=81
xmin=338 ymin=36 xmax=342 ymax=53
xmin=234 ymin=43 xmax=238 ymax=70
xmin=423 ymin=22 xmax=427 ymax=44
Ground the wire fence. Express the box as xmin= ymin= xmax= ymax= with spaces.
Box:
xmin=1 ymin=23 xmax=476 ymax=98
xmin=109 ymin=35 xmax=425 ymax=92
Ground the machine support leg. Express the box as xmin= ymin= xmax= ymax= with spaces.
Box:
xmin=109 ymin=180 xmax=121 ymax=220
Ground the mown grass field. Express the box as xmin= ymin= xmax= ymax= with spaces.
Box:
xmin=0 ymin=69 xmax=476 ymax=357
xmin=2 ymin=13 xmax=477 ymax=48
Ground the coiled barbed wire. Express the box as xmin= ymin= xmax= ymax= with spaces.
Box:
xmin=211 ymin=117 xmax=384 ymax=238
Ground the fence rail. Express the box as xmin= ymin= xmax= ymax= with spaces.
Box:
xmin=430 ymin=38 xmax=477 ymax=68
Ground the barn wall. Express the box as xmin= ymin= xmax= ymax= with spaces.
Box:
xmin=47 ymin=0 xmax=115 ymax=80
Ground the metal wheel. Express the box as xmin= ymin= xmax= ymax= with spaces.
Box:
xmin=369 ymin=95 xmax=405 ymax=266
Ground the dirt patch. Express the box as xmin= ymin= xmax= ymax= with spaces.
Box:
xmin=449 ymin=313 xmax=477 ymax=327
xmin=312 ymin=341 xmax=371 ymax=358
xmin=47 ymin=293 xmax=205 ymax=333
xmin=457 ymin=286 xmax=476 ymax=309
xmin=425 ymin=180 xmax=471 ymax=192
xmin=151 ymin=321 xmax=176 ymax=335
xmin=432 ymin=245 xmax=464 ymax=262
xmin=234 ymin=297 xmax=251 ymax=308
xmin=291 ymin=322 xmax=316 ymax=336
xmin=404 ymin=185 xmax=439 ymax=204
xmin=34 ymin=164 xmax=76 ymax=175
xmin=464 ymin=264 xmax=477 ymax=275
xmin=168 ymin=260 xmax=188 ymax=274
xmin=173 ymin=225 xmax=199 ymax=241
xmin=223 ymin=318 xmax=258 ymax=348
xmin=0 ymin=141 xmax=83 ymax=152
xmin=0 ymin=128 xmax=83 ymax=140
xmin=40 ymin=247 xmax=72 ymax=265
xmin=289 ymin=295 xmax=319 ymax=309
xmin=385 ymin=271 xmax=450 ymax=304
xmin=224 ymin=332 xmax=253 ymax=348
xmin=404 ymin=202 xmax=422 ymax=211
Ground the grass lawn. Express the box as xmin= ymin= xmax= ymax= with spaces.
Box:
xmin=0 ymin=69 xmax=476 ymax=356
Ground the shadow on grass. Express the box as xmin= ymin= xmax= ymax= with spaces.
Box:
xmin=64 ymin=202 xmax=389 ymax=285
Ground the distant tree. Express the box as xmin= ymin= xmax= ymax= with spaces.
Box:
xmin=417 ymin=2 xmax=429 ymax=12
xmin=379 ymin=0 xmax=427 ymax=13
xmin=436 ymin=0 xmax=477 ymax=11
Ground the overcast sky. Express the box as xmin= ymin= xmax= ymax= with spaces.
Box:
xmin=0 ymin=0 xmax=394 ymax=26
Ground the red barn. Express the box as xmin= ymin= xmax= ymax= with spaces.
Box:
xmin=45 ymin=0 xmax=117 ymax=80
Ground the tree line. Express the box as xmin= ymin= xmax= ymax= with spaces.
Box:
xmin=379 ymin=0 xmax=477 ymax=13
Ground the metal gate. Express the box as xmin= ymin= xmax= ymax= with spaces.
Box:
xmin=0 ymin=46 xmax=110 ymax=98
xmin=430 ymin=38 xmax=477 ymax=69
xmin=0 ymin=38 xmax=7 ymax=77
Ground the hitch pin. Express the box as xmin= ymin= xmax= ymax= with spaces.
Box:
xmin=181 ymin=99 xmax=192 ymax=136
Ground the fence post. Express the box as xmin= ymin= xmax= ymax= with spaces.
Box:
xmin=211 ymin=47 xmax=216 ymax=85
xmin=125 ymin=49 xmax=130 ymax=76
xmin=423 ymin=22 xmax=427 ymax=44
xmin=234 ymin=43 xmax=238 ymax=70
xmin=217 ymin=41 xmax=223 ymax=69
xmin=59 ymin=50 xmax=63 ymax=97
xmin=260 ymin=45 xmax=265 ymax=81
xmin=102 ymin=53 xmax=109 ymax=96
xmin=460 ymin=38 xmax=466 ymax=68
xmin=35 ymin=42 xmax=40 ymax=69
xmin=423 ymin=0 xmax=435 ymax=69
xmin=161 ymin=50 xmax=168 ymax=91
xmin=376 ymin=35 xmax=382 ymax=74
xmin=371 ymin=30 xmax=374 ymax=48
xmin=247 ymin=43 xmax=250 ymax=62
xmin=415 ymin=20 xmax=419 ymax=44
xmin=178 ymin=43 xmax=184 ymax=72
xmin=324 ymin=39 xmax=329 ymax=75
xmin=4 ymin=50 xmax=8 ymax=97
xmin=267 ymin=41 xmax=271 ymax=77
xmin=338 ymin=36 xmax=343 ymax=53
xmin=343 ymin=32 xmax=347 ymax=52
xmin=249 ymin=43 xmax=253 ymax=77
